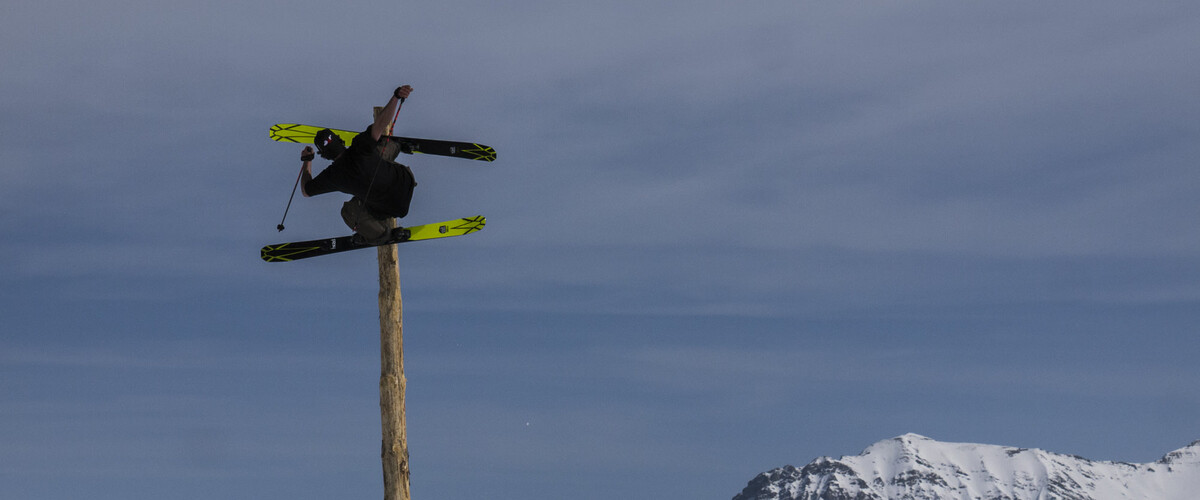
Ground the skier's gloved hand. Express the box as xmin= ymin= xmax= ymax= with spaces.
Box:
xmin=394 ymin=85 xmax=413 ymax=101
xmin=301 ymin=146 xmax=315 ymax=162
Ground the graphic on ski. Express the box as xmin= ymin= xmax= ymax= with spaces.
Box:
xmin=269 ymin=123 xmax=496 ymax=162
xmin=261 ymin=216 xmax=486 ymax=262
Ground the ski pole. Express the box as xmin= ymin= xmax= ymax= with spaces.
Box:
xmin=277 ymin=163 xmax=304 ymax=231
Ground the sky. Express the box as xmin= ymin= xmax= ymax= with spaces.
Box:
xmin=2 ymin=1 xmax=1199 ymax=499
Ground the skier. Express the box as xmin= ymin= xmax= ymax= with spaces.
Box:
xmin=298 ymin=85 xmax=416 ymax=243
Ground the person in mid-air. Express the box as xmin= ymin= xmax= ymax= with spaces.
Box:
xmin=299 ymin=85 xmax=416 ymax=242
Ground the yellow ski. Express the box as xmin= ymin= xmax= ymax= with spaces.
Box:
xmin=261 ymin=216 xmax=486 ymax=262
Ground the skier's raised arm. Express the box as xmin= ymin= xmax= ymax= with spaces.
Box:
xmin=372 ymin=85 xmax=413 ymax=142
xmin=299 ymin=146 xmax=315 ymax=197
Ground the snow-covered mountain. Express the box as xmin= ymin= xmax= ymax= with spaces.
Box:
xmin=734 ymin=433 xmax=1200 ymax=500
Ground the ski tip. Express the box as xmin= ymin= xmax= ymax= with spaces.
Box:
xmin=260 ymin=246 xmax=282 ymax=262
xmin=472 ymin=146 xmax=497 ymax=162
xmin=450 ymin=215 xmax=487 ymax=234
xmin=268 ymin=123 xmax=304 ymax=143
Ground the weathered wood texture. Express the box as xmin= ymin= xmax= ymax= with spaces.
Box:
xmin=378 ymin=216 xmax=410 ymax=500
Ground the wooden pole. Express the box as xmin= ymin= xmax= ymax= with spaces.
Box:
xmin=376 ymin=106 xmax=410 ymax=500
xmin=379 ymin=225 xmax=410 ymax=500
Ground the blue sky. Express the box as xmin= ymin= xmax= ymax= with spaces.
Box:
xmin=3 ymin=1 xmax=1199 ymax=499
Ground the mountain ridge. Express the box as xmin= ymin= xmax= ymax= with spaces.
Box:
xmin=734 ymin=434 xmax=1200 ymax=500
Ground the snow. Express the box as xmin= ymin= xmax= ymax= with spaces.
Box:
xmin=735 ymin=434 xmax=1200 ymax=500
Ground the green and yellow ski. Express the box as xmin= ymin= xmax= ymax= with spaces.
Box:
xmin=269 ymin=123 xmax=496 ymax=162
xmin=261 ymin=216 xmax=486 ymax=262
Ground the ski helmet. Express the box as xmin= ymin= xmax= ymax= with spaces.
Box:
xmin=314 ymin=129 xmax=346 ymax=160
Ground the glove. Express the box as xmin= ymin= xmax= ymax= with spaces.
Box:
xmin=301 ymin=147 xmax=315 ymax=162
